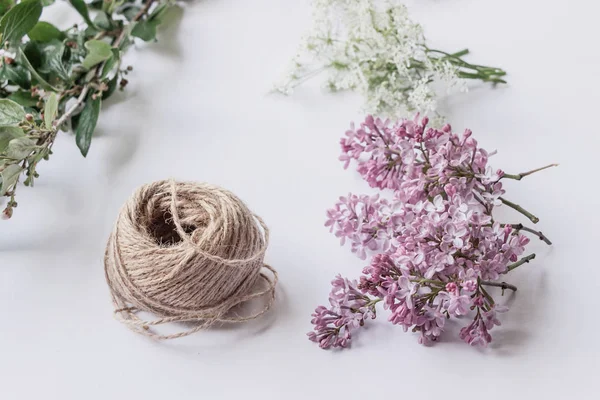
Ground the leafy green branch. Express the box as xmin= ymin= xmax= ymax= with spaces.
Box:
xmin=0 ymin=0 xmax=176 ymax=219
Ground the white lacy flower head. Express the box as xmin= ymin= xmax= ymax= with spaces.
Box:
xmin=275 ymin=0 xmax=505 ymax=118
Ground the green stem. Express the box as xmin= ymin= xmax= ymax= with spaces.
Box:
xmin=507 ymin=253 xmax=536 ymax=272
xmin=500 ymin=197 xmax=540 ymax=224
xmin=449 ymin=48 xmax=470 ymax=58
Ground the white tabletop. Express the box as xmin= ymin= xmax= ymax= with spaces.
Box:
xmin=1 ymin=0 xmax=597 ymax=398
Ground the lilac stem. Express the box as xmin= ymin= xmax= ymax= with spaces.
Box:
xmin=500 ymin=197 xmax=539 ymax=224
xmin=481 ymin=280 xmax=517 ymax=292
xmin=502 ymin=223 xmax=552 ymax=245
xmin=502 ymin=163 xmax=558 ymax=181
xmin=507 ymin=253 xmax=536 ymax=272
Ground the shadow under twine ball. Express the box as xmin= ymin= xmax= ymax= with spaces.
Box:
xmin=104 ymin=180 xmax=278 ymax=339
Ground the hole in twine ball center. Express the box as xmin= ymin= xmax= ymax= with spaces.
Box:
xmin=147 ymin=209 xmax=198 ymax=246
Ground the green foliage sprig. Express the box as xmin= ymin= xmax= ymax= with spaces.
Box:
xmin=0 ymin=0 xmax=175 ymax=219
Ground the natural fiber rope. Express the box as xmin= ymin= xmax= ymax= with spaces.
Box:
xmin=104 ymin=180 xmax=278 ymax=339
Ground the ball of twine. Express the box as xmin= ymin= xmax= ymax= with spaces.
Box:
xmin=104 ymin=180 xmax=278 ymax=340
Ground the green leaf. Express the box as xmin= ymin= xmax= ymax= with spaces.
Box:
xmin=44 ymin=92 xmax=58 ymax=129
xmin=31 ymin=146 xmax=48 ymax=163
xmin=131 ymin=20 xmax=157 ymax=42
xmin=131 ymin=5 xmax=175 ymax=42
xmin=5 ymin=136 xmax=36 ymax=159
xmin=100 ymin=48 xmax=119 ymax=79
xmin=82 ymin=39 xmax=111 ymax=70
xmin=41 ymin=0 xmax=54 ymax=6
xmin=0 ymin=99 xmax=25 ymax=126
xmin=27 ymin=21 xmax=64 ymax=42
xmin=148 ymin=3 xmax=171 ymax=24
xmin=0 ymin=0 xmax=15 ymax=18
xmin=102 ymin=73 xmax=118 ymax=100
xmin=3 ymin=64 xmax=31 ymax=88
xmin=122 ymin=5 xmax=141 ymax=21
xmin=0 ymin=163 xmax=23 ymax=195
xmin=0 ymin=0 xmax=42 ymax=45
xmin=68 ymin=0 xmax=96 ymax=29
xmin=8 ymin=90 xmax=37 ymax=107
xmin=0 ymin=126 xmax=23 ymax=153
xmin=94 ymin=11 xmax=112 ymax=31
xmin=23 ymin=40 xmax=41 ymax=68
xmin=75 ymin=94 xmax=101 ymax=157
xmin=101 ymin=0 xmax=123 ymax=14
xmin=39 ymin=40 xmax=70 ymax=81
xmin=88 ymin=0 xmax=102 ymax=10
xmin=17 ymin=47 xmax=57 ymax=91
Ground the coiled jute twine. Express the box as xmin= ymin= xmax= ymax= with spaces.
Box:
xmin=104 ymin=180 xmax=278 ymax=340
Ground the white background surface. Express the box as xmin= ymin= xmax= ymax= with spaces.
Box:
xmin=1 ymin=0 xmax=598 ymax=398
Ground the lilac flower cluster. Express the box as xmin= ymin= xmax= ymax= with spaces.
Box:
xmin=310 ymin=115 xmax=554 ymax=349
xmin=308 ymin=276 xmax=376 ymax=348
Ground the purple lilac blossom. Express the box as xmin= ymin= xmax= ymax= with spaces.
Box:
xmin=308 ymin=275 xmax=376 ymax=349
xmin=310 ymin=115 xmax=548 ymax=349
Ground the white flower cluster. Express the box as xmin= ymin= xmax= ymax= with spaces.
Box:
xmin=276 ymin=0 xmax=468 ymax=117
